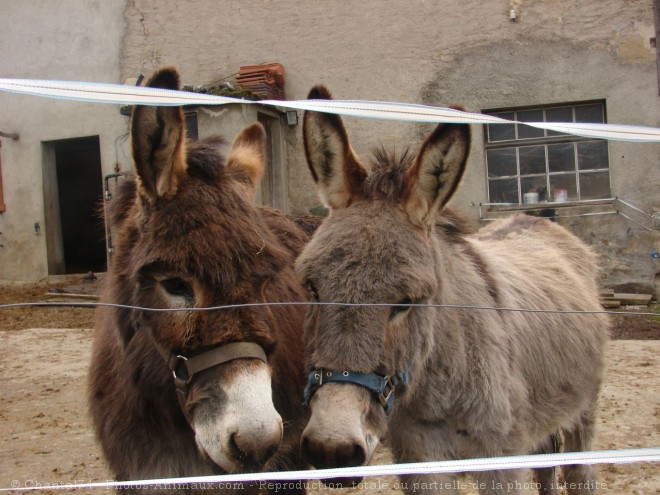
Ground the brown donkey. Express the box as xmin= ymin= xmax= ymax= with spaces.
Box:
xmin=298 ymin=86 xmax=609 ymax=494
xmin=89 ymin=68 xmax=309 ymax=494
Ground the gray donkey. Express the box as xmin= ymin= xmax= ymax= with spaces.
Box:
xmin=297 ymin=86 xmax=609 ymax=494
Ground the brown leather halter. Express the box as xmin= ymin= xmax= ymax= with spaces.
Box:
xmin=146 ymin=327 xmax=267 ymax=423
xmin=169 ymin=342 xmax=268 ymax=421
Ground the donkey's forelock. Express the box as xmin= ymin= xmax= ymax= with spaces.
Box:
xmin=364 ymin=147 xmax=416 ymax=202
xmin=186 ymin=136 xmax=227 ymax=182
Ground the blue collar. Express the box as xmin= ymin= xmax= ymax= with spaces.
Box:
xmin=303 ymin=368 xmax=409 ymax=414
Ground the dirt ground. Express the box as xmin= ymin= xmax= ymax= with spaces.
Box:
xmin=0 ymin=279 xmax=658 ymax=494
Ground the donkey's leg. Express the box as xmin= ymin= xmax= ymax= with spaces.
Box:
xmin=473 ymin=468 xmax=530 ymax=495
xmin=396 ymin=472 xmax=460 ymax=495
xmin=561 ymin=407 xmax=598 ymax=495
xmin=389 ymin=422 xmax=461 ymax=495
xmin=532 ymin=432 xmax=562 ymax=495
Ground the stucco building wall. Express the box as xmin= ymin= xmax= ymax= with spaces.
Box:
xmin=0 ymin=1 xmax=128 ymax=281
xmin=0 ymin=0 xmax=657 ymax=294
xmin=120 ymin=0 xmax=659 ymax=295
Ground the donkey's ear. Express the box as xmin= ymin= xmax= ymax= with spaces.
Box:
xmin=227 ymin=122 xmax=266 ymax=195
xmin=131 ymin=67 xmax=187 ymax=202
xmin=405 ymin=123 xmax=471 ymax=228
xmin=303 ymin=85 xmax=367 ymax=210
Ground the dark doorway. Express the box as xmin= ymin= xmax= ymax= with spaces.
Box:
xmin=43 ymin=136 xmax=106 ymax=274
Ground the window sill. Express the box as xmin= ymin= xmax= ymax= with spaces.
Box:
xmin=483 ymin=198 xmax=615 ymax=213
xmin=479 ymin=198 xmax=616 ymax=222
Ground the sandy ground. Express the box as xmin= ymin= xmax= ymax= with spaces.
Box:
xmin=0 ymin=326 xmax=657 ymax=495
xmin=0 ymin=279 xmax=658 ymax=494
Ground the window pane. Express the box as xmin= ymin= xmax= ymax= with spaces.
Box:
xmin=579 ymin=171 xmax=611 ymax=200
xmin=520 ymin=176 xmax=549 ymax=202
xmin=487 ymin=112 xmax=515 ymax=142
xmin=484 ymin=102 xmax=611 ymax=206
xmin=545 ymin=107 xmax=573 ymax=137
xmin=548 ymin=143 xmax=575 ymax=172
xmin=488 ymin=178 xmax=519 ymax=204
xmin=519 ymin=145 xmax=546 ymax=175
xmin=487 ymin=148 xmax=517 ymax=177
xmin=575 ymin=104 xmax=604 ymax=123
xmin=516 ymin=110 xmax=545 ymax=139
xmin=577 ymin=141 xmax=608 ymax=170
xmin=550 ymin=174 xmax=578 ymax=202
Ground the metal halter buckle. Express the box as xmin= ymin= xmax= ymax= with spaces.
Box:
xmin=170 ymin=354 xmax=191 ymax=384
xmin=378 ymin=375 xmax=396 ymax=407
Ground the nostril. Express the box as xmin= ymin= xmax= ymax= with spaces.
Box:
xmin=230 ymin=430 xmax=280 ymax=468
xmin=338 ymin=441 xmax=366 ymax=467
xmin=261 ymin=441 xmax=279 ymax=465
xmin=302 ymin=435 xmax=330 ymax=468
xmin=301 ymin=436 xmax=314 ymax=464
xmin=303 ymin=436 xmax=366 ymax=488
xmin=228 ymin=432 xmax=245 ymax=462
xmin=302 ymin=435 xmax=366 ymax=469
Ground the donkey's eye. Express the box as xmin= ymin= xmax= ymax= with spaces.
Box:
xmin=307 ymin=282 xmax=320 ymax=302
xmin=159 ymin=277 xmax=193 ymax=299
xmin=390 ymin=297 xmax=413 ymax=320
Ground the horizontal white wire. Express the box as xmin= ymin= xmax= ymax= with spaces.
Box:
xmin=1 ymin=448 xmax=658 ymax=492
xmin=1 ymin=78 xmax=659 ymax=142
xmin=0 ymin=300 xmax=658 ymax=317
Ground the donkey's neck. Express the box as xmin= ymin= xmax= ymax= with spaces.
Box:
xmin=402 ymin=234 xmax=511 ymax=424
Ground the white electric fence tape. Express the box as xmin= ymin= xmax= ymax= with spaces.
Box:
xmin=2 ymin=448 xmax=659 ymax=491
xmin=1 ymin=78 xmax=660 ymax=142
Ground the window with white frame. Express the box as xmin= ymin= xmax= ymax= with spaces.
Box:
xmin=483 ymin=102 xmax=611 ymax=205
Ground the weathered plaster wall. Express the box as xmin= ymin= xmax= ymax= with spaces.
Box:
xmin=416 ymin=16 xmax=659 ymax=294
xmin=0 ymin=1 xmax=128 ymax=281
xmin=194 ymin=104 xmax=290 ymax=210
xmin=1 ymin=0 xmax=654 ymax=289
xmin=120 ymin=0 xmax=659 ymax=294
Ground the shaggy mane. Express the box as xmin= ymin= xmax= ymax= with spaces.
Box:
xmin=365 ymin=148 xmax=475 ymax=240
xmin=186 ymin=136 xmax=226 ymax=181
xmin=364 ymin=147 xmax=415 ymax=202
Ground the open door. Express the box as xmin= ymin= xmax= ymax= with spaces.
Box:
xmin=42 ymin=136 xmax=106 ymax=275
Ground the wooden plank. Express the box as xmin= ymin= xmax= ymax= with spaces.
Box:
xmin=613 ymin=293 xmax=653 ymax=305
xmin=45 ymin=292 xmax=99 ymax=301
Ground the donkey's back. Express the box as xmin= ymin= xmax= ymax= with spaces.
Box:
xmin=475 ymin=214 xmax=602 ymax=296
